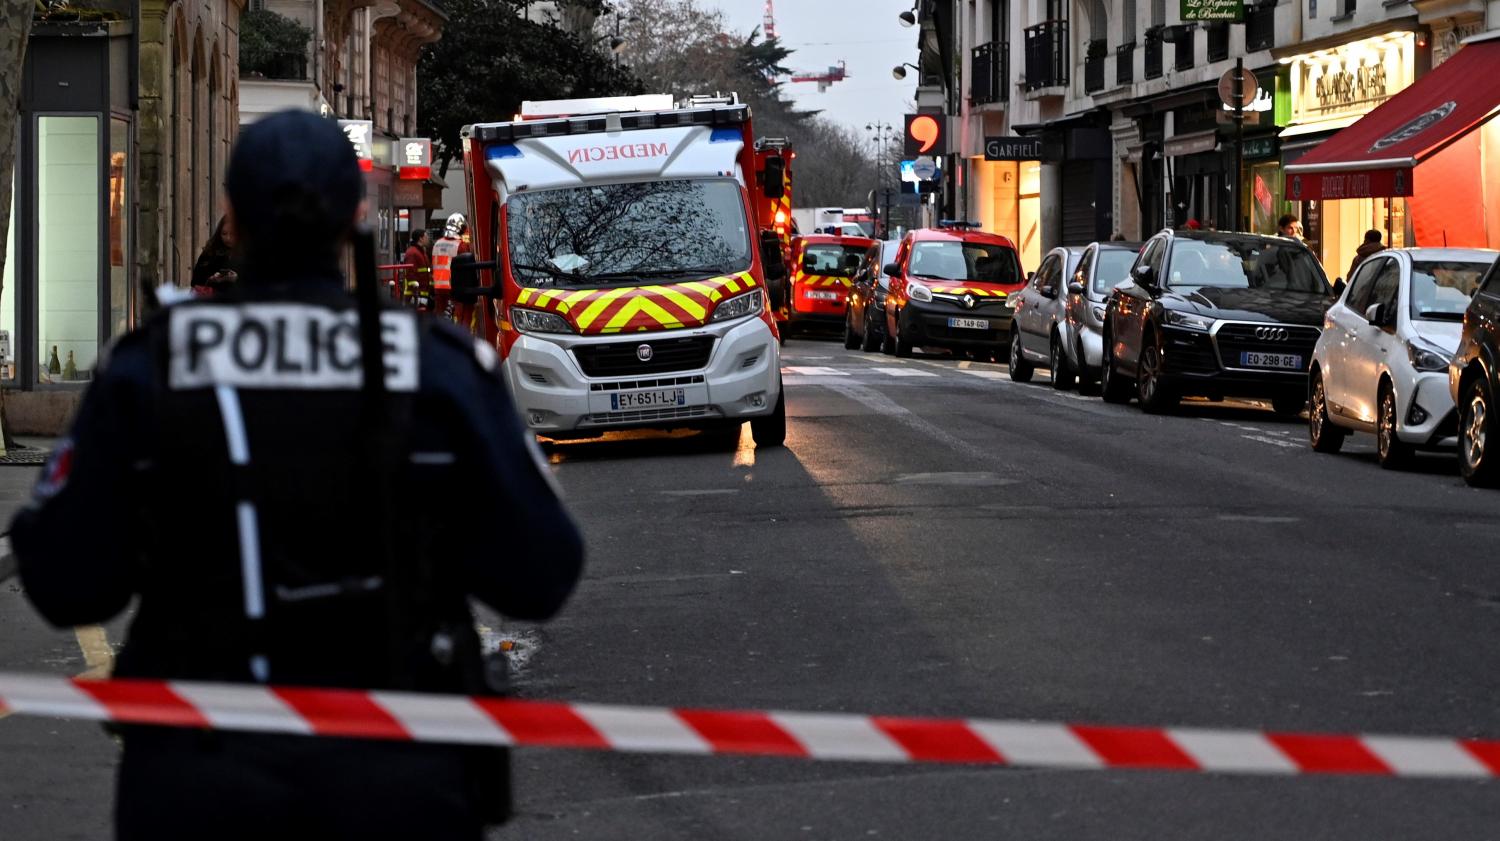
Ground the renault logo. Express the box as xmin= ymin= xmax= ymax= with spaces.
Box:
xmin=962 ymin=293 xmax=977 ymax=309
xmin=1255 ymin=326 xmax=1289 ymax=341
xmin=636 ymin=344 xmax=654 ymax=361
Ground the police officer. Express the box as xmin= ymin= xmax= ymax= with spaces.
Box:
xmin=11 ymin=110 xmax=584 ymax=840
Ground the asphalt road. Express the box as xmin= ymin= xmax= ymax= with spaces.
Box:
xmin=4 ymin=340 xmax=1500 ymax=838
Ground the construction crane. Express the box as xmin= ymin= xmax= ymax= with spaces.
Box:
xmin=789 ymin=61 xmax=848 ymax=93
xmin=763 ymin=0 xmax=848 ymax=93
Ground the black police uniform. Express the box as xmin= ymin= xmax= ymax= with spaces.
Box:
xmin=11 ymin=111 xmax=584 ymax=841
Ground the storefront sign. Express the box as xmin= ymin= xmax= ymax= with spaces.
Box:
xmin=904 ymin=114 xmax=946 ymax=157
xmin=984 ymin=136 xmax=1045 ymax=161
xmin=1164 ymin=132 xmax=1218 ymax=157
xmin=1242 ymin=136 xmax=1278 ymax=159
xmin=1286 ymin=167 xmax=1413 ymax=201
xmin=397 ymin=137 xmax=431 ymax=180
xmin=393 ymin=179 xmax=425 ymax=207
xmin=1287 ymin=32 xmax=1415 ymax=128
xmin=339 ymin=119 xmax=375 ymax=173
xmin=1181 ymin=0 xmax=1242 ymax=21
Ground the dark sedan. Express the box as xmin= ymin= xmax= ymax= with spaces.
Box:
xmin=1100 ymin=229 xmax=1335 ymax=414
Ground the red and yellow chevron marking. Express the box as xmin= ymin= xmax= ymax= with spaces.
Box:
xmin=928 ymin=284 xmax=1010 ymax=298
xmin=793 ymin=271 xmax=853 ymax=290
xmin=514 ymin=272 xmax=760 ymax=335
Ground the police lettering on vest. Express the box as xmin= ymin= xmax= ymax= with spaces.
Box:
xmin=168 ymin=304 xmax=419 ymax=391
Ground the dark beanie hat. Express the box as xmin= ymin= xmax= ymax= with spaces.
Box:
xmin=225 ymin=110 xmax=365 ymax=269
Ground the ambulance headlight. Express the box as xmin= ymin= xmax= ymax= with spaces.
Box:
xmin=908 ymin=282 xmax=933 ymax=303
xmin=511 ymin=307 xmax=574 ymax=334
xmin=711 ymin=290 xmax=765 ymax=322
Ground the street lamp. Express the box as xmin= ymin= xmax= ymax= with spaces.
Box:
xmin=898 ymin=7 xmax=916 ymax=27
xmin=892 ymin=62 xmax=919 ymax=81
xmin=602 ymin=9 xmax=642 ymax=62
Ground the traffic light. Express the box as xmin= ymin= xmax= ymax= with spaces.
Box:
xmin=903 ymin=114 xmax=946 ymax=157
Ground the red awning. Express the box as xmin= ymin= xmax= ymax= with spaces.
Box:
xmin=1285 ymin=33 xmax=1500 ymax=201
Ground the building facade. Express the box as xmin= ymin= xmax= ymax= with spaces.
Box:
xmin=238 ymin=0 xmax=445 ymax=262
xmin=924 ymin=0 xmax=1500 ymax=276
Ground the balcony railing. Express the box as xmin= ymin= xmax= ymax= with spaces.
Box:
xmin=970 ymin=40 xmax=1009 ymax=104
xmin=1174 ymin=27 xmax=1195 ymax=71
xmin=1144 ymin=27 xmax=1163 ymax=79
xmin=1084 ymin=39 xmax=1107 ymax=93
xmin=1116 ymin=42 xmax=1135 ymax=86
xmin=1245 ymin=4 xmax=1275 ymax=51
xmin=1207 ymin=22 xmax=1229 ymax=62
xmin=1024 ymin=19 xmax=1068 ymax=91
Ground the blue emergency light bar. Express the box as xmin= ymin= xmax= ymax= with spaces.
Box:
xmin=469 ymin=104 xmax=751 ymax=144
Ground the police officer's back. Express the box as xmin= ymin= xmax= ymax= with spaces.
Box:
xmin=11 ymin=111 xmax=584 ymax=840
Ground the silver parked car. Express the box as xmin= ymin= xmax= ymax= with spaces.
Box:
xmin=1010 ymin=246 xmax=1085 ymax=385
xmin=1062 ymin=241 xmax=1142 ymax=389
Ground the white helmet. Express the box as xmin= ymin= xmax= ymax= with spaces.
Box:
xmin=444 ymin=212 xmax=467 ymax=238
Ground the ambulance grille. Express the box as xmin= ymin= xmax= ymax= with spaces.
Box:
xmin=573 ymin=337 xmax=715 ymax=377
xmin=581 ymin=406 xmax=716 ymax=426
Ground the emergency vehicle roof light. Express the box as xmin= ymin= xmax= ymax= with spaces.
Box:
xmin=755 ymin=137 xmax=791 ymax=151
xmin=936 ymin=220 xmax=983 ymax=229
xmin=472 ymin=105 xmax=750 ymax=143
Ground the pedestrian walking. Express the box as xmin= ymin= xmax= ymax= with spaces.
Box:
xmin=11 ymin=110 xmax=584 ymax=841
xmin=1348 ymin=229 xmax=1386 ymax=278
xmin=190 ymin=216 xmax=238 ymax=294
xmin=1277 ymin=214 xmax=1304 ymax=241
xmin=403 ymin=228 xmax=432 ymax=310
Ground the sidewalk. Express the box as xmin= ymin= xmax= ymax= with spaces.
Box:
xmin=0 ymin=437 xmax=53 ymax=581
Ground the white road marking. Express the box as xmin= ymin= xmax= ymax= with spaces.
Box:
xmin=660 ymin=489 xmax=741 ymax=496
xmin=1242 ymin=434 xmax=1301 ymax=449
xmin=783 ymin=366 xmax=850 ymax=377
xmin=1217 ymin=515 xmax=1301 ymax=523
xmin=866 ymin=367 xmax=938 ymax=378
xmin=958 ymin=369 xmax=1013 ymax=382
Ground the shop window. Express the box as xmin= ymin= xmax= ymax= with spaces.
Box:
xmin=2 ymin=179 xmax=17 ymax=381
xmin=109 ymin=117 xmax=131 ymax=336
xmin=36 ymin=115 xmax=100 ymax=383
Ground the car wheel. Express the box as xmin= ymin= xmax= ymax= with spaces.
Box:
xmin=860 ymin=311 xmax=880 ymax=352
xmin=1307 ymin=370 xmax=1346 ymax=454
xmin=1376 ymin=383 xmax=1411 ymax=470
xmin=1050 ymin=333 xmax=1076 ymax=391
xmin=1460 ymin=376 xmax=1500 ymax=487
xmin=1136 ymin=333 xmax=1178 ymax=414
xmin=1099 ymin=331 xmax=1131 ymax=404
xmin=895 ymin=328 xmax=914 ymax=357
xmin=880 ymin=331 xmax=895 ymax=355
xmin=751 ymin=380 xmax=787 ymax=448
xmin=1008 ymin=330 xmax=1034 ymax=383
xmin=842 ymin=313 xmax=859 ymax=350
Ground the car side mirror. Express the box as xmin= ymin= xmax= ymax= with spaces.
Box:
xmin=883 ymin=262 xmax=901 ymax=278
xmin=1364 ymin=302 xmax=1388 ymax=326
xmin=1039 ymin=283 xmax=1057 ymax=299
xmin=1133 ymin=264 xmax=1157 ymax=289
xmin=1331 ymin=277 xmax=1346 ymax=297
xmin=1067 ymin=280 xmax=1086 ymax=295
xmin=1026 ymin=271 xmax=1036 ymax=284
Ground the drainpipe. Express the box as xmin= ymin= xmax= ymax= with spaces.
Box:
xmin=314 ymin=0 xmax=325 ymax=96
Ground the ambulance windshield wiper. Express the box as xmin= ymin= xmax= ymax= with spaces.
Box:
xmin=586 ymin=266 xmax=737 ymax=280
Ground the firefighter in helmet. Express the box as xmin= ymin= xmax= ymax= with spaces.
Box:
xmin=432 ymin=212 xmax=471 ymax=328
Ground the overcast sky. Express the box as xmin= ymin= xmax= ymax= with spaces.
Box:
xmin=706 ymin=0 xmax=920 ymax=136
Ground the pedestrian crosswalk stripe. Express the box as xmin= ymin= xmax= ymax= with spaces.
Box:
xmin=783 ymin=366 xmax=850 ymax=377
xmin=866 ymin=367 xmax=938 ymax=378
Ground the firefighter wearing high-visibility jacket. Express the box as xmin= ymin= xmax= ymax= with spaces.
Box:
xmin=432 ymin=213 xmax=470 ymax=325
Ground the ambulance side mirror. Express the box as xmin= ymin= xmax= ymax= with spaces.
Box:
xmin=763 ymin=157 xmax=785 ymax=200
xmin=450 ymin=254 xmax=498 ymax=304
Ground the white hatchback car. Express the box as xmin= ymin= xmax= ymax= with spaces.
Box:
xmin=1308 ymin=247 xmax=1498 ymax=468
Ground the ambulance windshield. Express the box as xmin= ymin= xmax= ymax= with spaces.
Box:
xmin=507 ymin=179 xmax=751 ymax=286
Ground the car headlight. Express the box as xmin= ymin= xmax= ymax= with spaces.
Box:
xmin=510 ymin=307 xmax=574 ymax=334
xmin=1163 ymin=309 xmax=1216 ymax=332
xmin=711 ymin=290 xmax=765 ymax=322
xmin=1406 ymin=339 xmax=1450 ymax=372
xmin=908 ymin=282 xmax=933 ymax=303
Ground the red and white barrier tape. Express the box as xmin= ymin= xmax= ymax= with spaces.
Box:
xmin=2 ymin=673 xmax=1498 ymax=778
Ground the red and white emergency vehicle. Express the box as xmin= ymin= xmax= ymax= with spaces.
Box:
xmin=457 ymin=94 xmax=785 ymax=445
xmin=785 ymin=232 xmax=879 ymax=336
xmin=752 ymin=137 xmax=796 ymax=330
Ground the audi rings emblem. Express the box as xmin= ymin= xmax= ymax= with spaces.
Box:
xmin=1255 ymin=327 xmax=1289 ymax=342
xmin=636 ymin=344 xmax=654 ymax=362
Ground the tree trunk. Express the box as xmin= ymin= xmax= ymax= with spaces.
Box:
xmin=0 ymin=0 xmax=34 ymax=447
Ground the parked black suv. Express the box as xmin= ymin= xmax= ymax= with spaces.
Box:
xmin=1100 ymin=229 xmax=1334 ymax=414
xmin=1450 ymin=258 xmax=1500 ymax=486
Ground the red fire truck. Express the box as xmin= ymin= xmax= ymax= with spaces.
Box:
xmin=753 ymin=137 xmax=795 ymax=333
xmin=453 ymin=94 xmax=786 ymax=445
